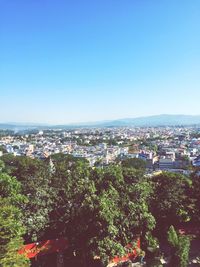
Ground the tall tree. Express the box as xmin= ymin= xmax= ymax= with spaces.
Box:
xmin=1 ymin=155 xmax=55 ymax=241
xmin=167 ymin=225 xmax=190 ymax=267
xmin=190 ymin=171 xmax=200 ymax=222
xmin=150 ymin=172 xmax=191 ymax=233
xmin=0 ymin=161 xmax=30 ymax=267
xmin=49 ymin=163 xmax=155 ymax=265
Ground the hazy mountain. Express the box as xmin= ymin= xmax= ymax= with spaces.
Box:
xmin=1 ymin=115 xmax=200 ymax=130
xmin=101 ymin=114 xmax=200 ymax=127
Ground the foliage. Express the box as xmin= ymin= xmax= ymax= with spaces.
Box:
xmin=121 ymin=158 xmax=146 ymax=170
xmin=2 ymin=153 xmax=198 ymax=266
xmin=0 ymin=145 xmax=7 ymax=153
xmin=167 ymin=226 xmax=190 ymax=267
xmin=1 ymin=155 xmax=55 ymax=241
xmin=1 ymin=154 xmax=156 ymax=264
xmin=144 ymin=232 xmax=159 ymax=252
xmin=46 ymin=160 xmax=155 ymax=264
xmin=167 ymin=225 xmax=178 ymax=247
xmin=190 ymin=171 xmax=200 ymax=222
xmin=150 ymin=172 xmax=191 ymax=232
xmin=0 ymin=162 xmax=30 ymax=266
xmin=0 ymin=160 xmax=5 ymax=171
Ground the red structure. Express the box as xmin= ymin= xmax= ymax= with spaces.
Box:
xmin=19 ymin=237 xmax=140 ymax=265
xmin=111 ymin=238 xmax=140 ymax=264
xmin=18 ymin=238 xmax=68 ymax=259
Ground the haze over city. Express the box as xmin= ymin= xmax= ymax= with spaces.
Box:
xmin=1 ymin=0 xmax=200 ymax=124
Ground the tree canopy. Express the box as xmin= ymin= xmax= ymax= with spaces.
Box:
xmin=0 ymin=160 xmax=30 ymax=267
xmin=0 ymin=154 xmax=198 ymax=266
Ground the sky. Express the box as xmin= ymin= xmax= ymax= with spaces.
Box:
xmin=0 ymin=0 xmax=200 ymax=124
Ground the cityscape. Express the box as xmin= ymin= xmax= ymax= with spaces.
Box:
xmin=1 ymin=0 xmax=200 ymax=267
xmin=1 ymin=124 xmax=200 ymax=172
xmin=1 ymin=122 xmax=200 ymax=266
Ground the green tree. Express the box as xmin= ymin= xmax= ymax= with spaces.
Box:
xmin=0 ymin=163 xmax=30 ymax=267
xmin=190 ymin=171 xmax=200 ymax=222
xmin=150 ymin=172 xmax=191 ymax=233
xmin=47 ymin=162 xmax=155 ymax=265
xmin=121 ymin=158 xmax=146 ymax=171
xmin=1 ymin=155 xmax=55 ymax=241
xmin=0 ymin=145 xmax=7 ymax=154
xmin=167 ymin=226 xmax=190 ymax=267
xmin=1 ymin=154 xmax=156 ymax=266
xmin=94 ymin=166 xmax=155 ymax=264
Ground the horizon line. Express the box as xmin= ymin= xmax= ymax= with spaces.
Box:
xmin=1 ymin=113 xmax=200 ymax=126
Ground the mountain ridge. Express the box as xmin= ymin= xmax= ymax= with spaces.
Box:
xmin=1 ymin=114 xmax=200 ymax=130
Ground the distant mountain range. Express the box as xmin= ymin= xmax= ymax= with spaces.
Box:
xmin=1 ymin=115 xmax=200 ymax=130
xmin=99 ymin=114 xmax=200 ymax=127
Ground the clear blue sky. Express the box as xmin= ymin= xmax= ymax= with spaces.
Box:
xmin=0 ymin=0 xmax=200 ymax=124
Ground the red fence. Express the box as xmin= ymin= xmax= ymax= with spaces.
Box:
xmin=18 ymin=238 xmax=68 ymax=259
xmin=111 ymin=238 xmax=140 ymax=263
xmin=19 ymin=237 xmax=140 ymax=263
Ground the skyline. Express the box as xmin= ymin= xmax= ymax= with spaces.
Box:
xmin=1 ymin=1 xmax=200 ymax=124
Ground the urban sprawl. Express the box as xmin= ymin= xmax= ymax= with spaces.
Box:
xmin=1 ymin=126 xmax=200 ymax=174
